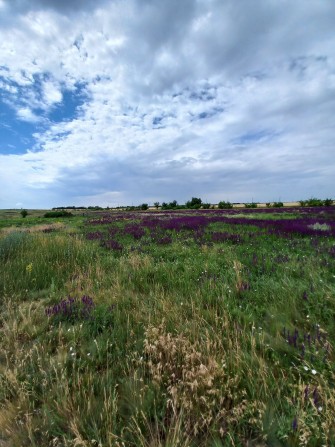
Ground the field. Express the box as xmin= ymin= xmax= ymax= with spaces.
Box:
xmin=0 ymin=206 xmax=335 ymax=446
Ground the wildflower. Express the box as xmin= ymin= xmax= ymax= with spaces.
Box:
xmin=311 ymin=369 xmax=317 ymax=375
xmin=292 ymin=417 xmax=298 ymax=432
xmin=303 ymin=366 xmax=309 ymax=371
xmin=26 ymin=262 xmax=33 ymax=274
xmin=318 ymin=406 xmax=322 ymax=412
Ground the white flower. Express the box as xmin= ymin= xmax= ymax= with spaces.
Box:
xmin=318 ymin=406 xmax=323 ymax=412
xmin=87 ymin=353 xmax=91 ymax=356
xmin=311 ymin=369 xmax=317 ymax=375
xmin=303 ymin=366 xmax=309 ymax=371
xmin=70 ymin=347 xmax=73 ymax=351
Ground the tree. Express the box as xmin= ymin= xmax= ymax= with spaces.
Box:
xmin=140 ymin=203 xmax=148 ymax=210
xmin=20 ymin=209 xmax=28 ymax=218
xmin=154 ymin=202 xmax=160 ymax=209
xmin=218 ymin=201 xmax=233 ymax=209
xmin=186 ymin=197 xmax=202 ymax=209
xmin=169 ymin=200 xmax=178 ymax=208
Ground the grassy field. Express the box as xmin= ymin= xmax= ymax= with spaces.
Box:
xmin=0 ymin=207 xmax=334 ymax=446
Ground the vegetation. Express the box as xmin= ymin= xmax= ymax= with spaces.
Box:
xmin=44 ymin=210 xmax=73 ymax=218
xmin=299 ymin=198 xmax=333 ymax=207
xmin=20 ymin=209 xmax=28 ymax=218
xmin=244 ymin=202 xmax=258 ymax=208
xmin=186 ymin=197 xmax=202 ymax=209
xmin=0 ymin=204 xmax=334 ymax=446
xmin=218 ymin=200 xmax=233 ymax=209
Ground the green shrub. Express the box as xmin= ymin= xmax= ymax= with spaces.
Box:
xmin=272 ymin=202 xmax=284 ymax=208
xmin=44 ymin=211 xmax=73 ymax=218
xmin=244 ymin=202 xmax=257 ymax=208
xmin=306 ymin=198 xmax=324 ymax=207
xmin=185 ymin=197 xmax=202 ymax=209
xmin=218 ymin=201 xmax=233 ymax=209
xmin=300 ymin=198 xmax=327 ymax=207
xmin=20 ymin=209 xmax=28 ymax=218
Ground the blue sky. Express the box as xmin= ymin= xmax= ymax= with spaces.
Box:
xmin=0 ymin=0 xmax=334 ymax=208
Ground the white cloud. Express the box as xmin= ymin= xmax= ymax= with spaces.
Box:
xmin=42 ymin=80 xmax=62 ymax=106
xmin=0 ymin=0 xmax=335 ymax=207
xmin=16 ymin=107 xmax=41 ymax=122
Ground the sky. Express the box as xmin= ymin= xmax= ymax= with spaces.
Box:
xmin=0 ymin=0 xmax=334 ymax=208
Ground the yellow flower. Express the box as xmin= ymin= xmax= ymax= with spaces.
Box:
xmin=26 ymin=263 xmax=33 ymax=274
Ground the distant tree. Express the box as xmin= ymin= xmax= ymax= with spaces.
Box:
xmin=272 ymin=202 xmax=284 ymax=208
xmin=324 ymin=198 xmax=333 ymax=206
xmin=169 ymin=200 xmax=178 ymax=208
xmin=154 ymin=202 xmax=160 ymax=209
xmin=186 ymin=197 xmax=202 ymax=209
xmin=44 ymin=211 xmax=73 ymax=218
xmin=202 ymin=202 xmax=211 ymax=209
xmin=244 ymin=202 xmax=258 ymax=209
xmin=218 ymin=201 xmax=233 ymax=209
xmin=306 ymin=198 xmax=324 ymax=207
xmin=20 ymin=209 xmax=28 ymax=218
xmin=140 ymin=203 xmax=149 ymax=210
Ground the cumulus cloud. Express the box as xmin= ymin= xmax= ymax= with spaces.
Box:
xmin=0 ymin=0 xmax=334 ymax=207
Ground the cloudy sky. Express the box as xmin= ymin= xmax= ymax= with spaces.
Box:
xmin=0 ymin=0 xmax=334 ymax=208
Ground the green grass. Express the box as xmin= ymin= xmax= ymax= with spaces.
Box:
xmin=0 ymin=209 xmax=334 ymax=446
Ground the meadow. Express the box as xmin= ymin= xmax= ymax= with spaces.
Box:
xmin=0 ymin=205 xmax=334 ymax=446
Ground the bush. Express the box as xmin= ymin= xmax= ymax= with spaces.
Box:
xmin=306 ymin=198 xmax=324 ymax=207
xmin=272 ymin=202 xmax=284 ymax=208
xmin=185 ymin=197 xmax=202 ymax=209
xmin=218 ymin=201 xmax=233 ymax=209
xmin=20 ymin=209 xmax=28 ymax=218
xmin=44 ymin=211 xmax=73 ymax=218
xmin=244 ymin=202 xmax=258 ymax=208
xmin=140 ymin=203 xmax=149 ymax=210
xmin=202 ymin=202 xmax=211 ymax=209
xmin=324 ymin=198 xmax=333 ymax=206
xmin=168 ymin=200 xmax=178 ymax=209
xmin=300 ymin=198 xmax=329 ymax=207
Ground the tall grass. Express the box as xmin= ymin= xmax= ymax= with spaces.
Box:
xmin=0 ymin=210 xmax=334 ymax=446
